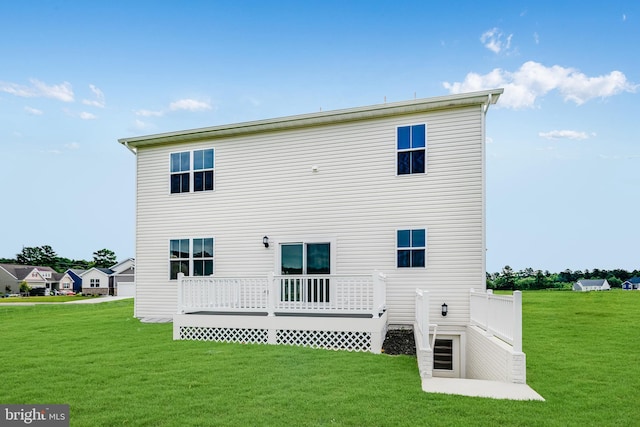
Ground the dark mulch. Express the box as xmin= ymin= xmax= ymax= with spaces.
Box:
xmin=382 ymin=328 xmax=416 ymax=355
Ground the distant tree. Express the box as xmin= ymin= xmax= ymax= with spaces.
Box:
xmin=533 ymin=270 xmax=547 ymax=290
xmin=15 ymin=245 xmax=59 ymax=269
xmin=40 ymin=245 xmax=57 ymax=268
xmin=495 ymin=265 xmax=516 ymax=290
xmin=521 ymin=267 xmax=534 ymax=278
xmin=607 ymin=276 xmax=622 ymax=288
xmin=92 ymin=249 xmax=117 ymax=269
xmin=19 ymin=281 xmax=30 ymax=296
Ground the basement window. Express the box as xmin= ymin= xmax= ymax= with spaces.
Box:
xmin=433 ymin=339 xmax=453 ymax=370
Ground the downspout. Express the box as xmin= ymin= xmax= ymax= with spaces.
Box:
xmin=481 ymin=93 xmax=492 ymax=291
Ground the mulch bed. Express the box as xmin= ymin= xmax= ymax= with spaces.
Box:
xmin=382 ymin=328 xmax=416 ymax=355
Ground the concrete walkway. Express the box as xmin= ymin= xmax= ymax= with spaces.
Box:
xmin=422 ymin=377 xmax=545 ymax=401
xmin=64 ymin=296 xmax=133 ymax=304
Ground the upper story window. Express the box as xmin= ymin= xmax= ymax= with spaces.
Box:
xmin=397 ymin=124 xmax=426 ymax=175
xmin=397 ymin=228 xmax=426 ymax=268
xmin=170 ymin=149 xmax=215 ymax=194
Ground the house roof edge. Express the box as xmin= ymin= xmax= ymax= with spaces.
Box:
xmin=118 ymin=89 xmax=503 ymax=150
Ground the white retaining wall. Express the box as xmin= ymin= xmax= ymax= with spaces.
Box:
xmin=466 ymin=325 xmax=526 ymax=383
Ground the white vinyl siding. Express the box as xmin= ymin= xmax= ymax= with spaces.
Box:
xmin=134 ymin=105 xmax=485 ymax=324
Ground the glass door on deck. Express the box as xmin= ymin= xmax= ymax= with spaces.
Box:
xmin=280 ymin=243 xmax=330 ymax=302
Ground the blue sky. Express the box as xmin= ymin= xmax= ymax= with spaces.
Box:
xmin=1 ymin=1 xmax=638 ymax=273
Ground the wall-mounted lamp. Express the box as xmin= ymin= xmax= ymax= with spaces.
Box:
xmin=441 ymin=303 xmax=448 ymax=317
xmin=263 ymin=236 xmax=270 ymax=248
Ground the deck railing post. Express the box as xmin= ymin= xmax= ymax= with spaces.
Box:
xmin=485 ymin=289 xmax=493 ymax=337
xmin=422 ymin=289 xmax=430 ymax=350
xmin=267 ymin=272 xmax=276 ymax=317
xmin=177 ymin=272 xmax=184 ymax=314
xmin=372 ymin=270 xmax=386 ymax=318
xmin=513 ymin=290 xmax=522 ymax=352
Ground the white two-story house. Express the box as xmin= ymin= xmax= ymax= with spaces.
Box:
xmin=119 ymin=89 xmax=529 ymax=385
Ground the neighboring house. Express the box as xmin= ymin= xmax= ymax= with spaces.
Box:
xmin=621 ymin=277 xmax=640 ymax=290
xmin=119 ymin=89 xmax=529 ymax=384
xmin=110 ymin=258 xmax=135 ymax=297
xmin=65 ymin=269 xmax=86 ymax=293
xmin=0 ymin=264 xmax=60 ymax=294
xmin=80 ymin=268 xmax=112 ymax=296
xmin=573 ymin=279 xmax=611 ymax=292
xmin=59 ymin=272 xmax=76 ymax=293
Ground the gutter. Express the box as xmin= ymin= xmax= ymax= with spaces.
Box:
xmin=121 ymin=140 xmax=137 ymax=155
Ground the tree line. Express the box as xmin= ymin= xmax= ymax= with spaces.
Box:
xmin=0 ymin=245 xmax=118 ymax=273
xmin=487 ymin=266 xmax=640 ymax=290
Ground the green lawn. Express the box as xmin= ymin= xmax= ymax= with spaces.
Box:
xmin=1 ymin=291 xmax=638 ymax=426
xmin=0 ymin=295 xmax=92 ymax=303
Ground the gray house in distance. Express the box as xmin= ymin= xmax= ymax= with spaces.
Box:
xmin=0 ymin=264 xmax=62 ymax=294
xmin=573 ymin=279 xmax=611 ymax=292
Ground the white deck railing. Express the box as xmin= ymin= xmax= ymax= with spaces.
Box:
xmin=177 ymin=271 xmax=387 ymax=318
xmin=414 ymin=289 xmax=437 ymax=351
xmin=469 ymin=289 xmax=522 ymax=352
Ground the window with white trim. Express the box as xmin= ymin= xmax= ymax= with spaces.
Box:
xmin=170 ymin=149 xmax=215 ymax=194
xmin=397 ymin=124 xmax=426 ymax=175
xmin=397 ymin=229 xmax=426 ymax=268
xmin=170 ymin=238 xmax=214 ymax=279
xmin=90 ymin=278 xmax=100 ymax=288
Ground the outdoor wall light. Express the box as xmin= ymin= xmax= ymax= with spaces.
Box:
xmin=263 ymin=236 xmax=270 ymax=248
xmin=441 ymin=303 xmax=448 ymax=317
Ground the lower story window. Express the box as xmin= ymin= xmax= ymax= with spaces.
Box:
xmin=170 ymin=238 xmax=215 ymax=279
xmin=90 ymin=278 xmax=100 ymax=288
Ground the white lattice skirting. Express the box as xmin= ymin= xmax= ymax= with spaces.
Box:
xmin=179 ymin=326 xmax=269 ymax=344
xmin=174 ymin=313 xmax=388 ymax=353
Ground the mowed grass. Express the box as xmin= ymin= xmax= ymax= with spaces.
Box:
xmin=0 ymin=291 xmax=638 ymax=426
xmin=0 ymin=295 xmax=91 ymax=303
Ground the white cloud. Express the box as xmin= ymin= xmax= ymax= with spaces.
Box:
xmin=24 ymin=106 xmax=43 ymax=115
xmin=169 ymin=98 xmax=212 ymax=112
xmin=135 ymin=109 xmax=164 ymax=117
xmin=132 ymin=119 xmax=157 ymax=131
xmin=79 ymin=112 xmax=97 ymax=120
xmin=134 ymin=98 xmax=214 ymax=123
xmin=0 ymin=79 xmax=74 ymax=102
xmin=539 ymin=130 xmax=591 ymax=140
xmin=82 ymin=84 xmax=105 ymax=108
xmin=65 ymin=142 xmax=80 ymax=150
xmin=480 ymin=28 xmax=512 ymax=54
xmin=443 ymin=61 xmax=638 ymax=109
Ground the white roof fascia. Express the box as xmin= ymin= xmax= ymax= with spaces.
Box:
xmin=119 ymin=89 xmax=503 ymax=150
